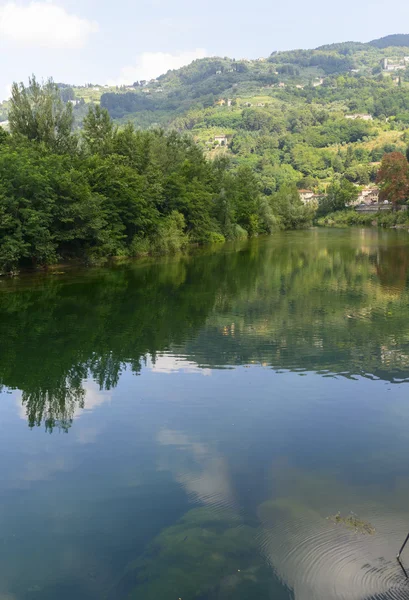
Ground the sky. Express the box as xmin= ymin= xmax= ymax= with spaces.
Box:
xmin=1 ymin=0 xmax=409 ymax=100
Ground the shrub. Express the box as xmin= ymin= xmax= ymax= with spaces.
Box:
xmin=151 ymin=211 xmax=189 ymax=254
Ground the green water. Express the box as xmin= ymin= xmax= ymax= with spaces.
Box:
xmin=2 ymin=228 xmax=409 ymax=599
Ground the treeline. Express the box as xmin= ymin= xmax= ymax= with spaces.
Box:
xmin=0 ymin=78 xmax=313 ymax=274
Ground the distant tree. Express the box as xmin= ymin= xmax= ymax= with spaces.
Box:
xmin=271 ymin=185 xmax=314 ymax=229
xmin=316 ymin=178 xmax=358 ymax=217
xmin=8 ymin=76 xmax=74 ymax=152
xmin=59 ymin=86 xmax=75 ymax=103
xmin=376 ymin=152 xmax=409 ymax=208
xmin=82 ymin=105 xmax=115 ymax=155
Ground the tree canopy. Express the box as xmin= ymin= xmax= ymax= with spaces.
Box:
xmin=0 ymin=78 xmax=314 ymax=274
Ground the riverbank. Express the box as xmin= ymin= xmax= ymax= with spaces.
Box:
xmin=317 ymin=209 xmax=409 ymax=228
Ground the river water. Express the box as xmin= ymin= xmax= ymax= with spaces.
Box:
xmin=2 ymin=228 xmax=409 ymax=599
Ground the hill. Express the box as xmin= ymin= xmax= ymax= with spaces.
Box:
xmin=3 ymin=35 xmax=409 ymax=193
xmin=369 ymin=34 xmax=409 ymax=49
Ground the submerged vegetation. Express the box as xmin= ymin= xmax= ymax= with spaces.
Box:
xmin=328 ymin=512 xmax=376 ymax=535
xmin=113 ymin=508 xmax=263 ymax=600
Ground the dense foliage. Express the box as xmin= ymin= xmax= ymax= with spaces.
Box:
xmin=0 ymin=79 xmax=314 ymax=274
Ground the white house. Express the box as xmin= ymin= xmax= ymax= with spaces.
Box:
xmin=345 ymin=114 xmax=373 ymax=121
xmin=214 ymin=135 xmax=229 ymax=146
xmin=356 ymin=188 xmax=379 ymax=205
xmin=299 ymin=190 xmax=315 ymax=203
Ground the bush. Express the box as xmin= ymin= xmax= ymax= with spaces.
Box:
xmin=317 ymin=208 xmax=409 ymax=228
xmin=228 ymin=224 xmax=249 ymax=240
xmin=206 ymin=232 xmax=226 ymax=244
xmin=151 ymin=211 xmax=189 ymax=254
xmin=129 ymin=235 xmax=151 ymax=256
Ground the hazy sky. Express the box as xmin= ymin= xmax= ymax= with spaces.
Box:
xmin=1 ymin=0 xmax=409 ymax=100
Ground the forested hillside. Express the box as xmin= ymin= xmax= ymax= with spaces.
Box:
xmin=3 ymin=35 xmax=409 ymax=273
xmin=18 ymin=34 xmax=409 ymax=193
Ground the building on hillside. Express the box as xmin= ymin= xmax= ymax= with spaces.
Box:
xmin=216 ymin=98 xmax=226 ymax=106
xmin=353 ymin=188 xmax=380 ymax=205
xmin=312 ymin=78 xmax=324 ymax=87
xmin=214 ymin=135 xmax=229 ymax=146
xmin=296 ymin=84 xmax=304 ymax=89
xmin=381 ymin=58 xmax=406 ymax=71
xmin=256 ymin=102 xmax=265 ymax=107
xmin=345 ymin=113 xmax=373 ymax=121
xmin=278 ymin=82 xmax=286 ymax=88
xmin=227 ymin=99 xmax=232 ymax=107
xmin=299 ymin=190 xmax=315 ymax=203
xmin=299 ymin=190 xmax=324 ymax=206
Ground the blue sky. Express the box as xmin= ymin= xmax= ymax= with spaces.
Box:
xmin=1 ymin=0 xmax=409 ymax=100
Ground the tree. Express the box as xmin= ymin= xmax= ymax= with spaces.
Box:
xmin=8 ymin=76 xmax=75 ymax=153
xmin=316 ymin=178 xmax=358 ymax=217
xmin=376 ymin=152 xmax=409 ymax=208
xmin=271 ymin=185 xmax=314 ymax=229
xmin=82 ymin=105 xmax=115 ymax=155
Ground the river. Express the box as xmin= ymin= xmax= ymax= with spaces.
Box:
xmin=1 ymin=228 xmax=409 ymax=599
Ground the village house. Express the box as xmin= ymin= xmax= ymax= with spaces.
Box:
xmin=312 ymin=78 xmax=324 ymax=87
xmin=298 ymin=190 xmax=315 ymax=203
xmin=227 ymin=99 xmax=232 ymax=107
xmin=354 ymin=188 xmax=380 ymax=205
xmin=298 ymin=190 xmax=326 ymax=205
xmin=256 ymin=102 xmax=265 ymax=107
xmin=381 ymin=58 xmax=406 ymax=71
xmin=214 ymin=135 xmax=229 ymax=146
xmin=345 ymin=113 xmax=373 ymax=121
xmin=278 ymin=82 xmax=286 ymax=88
xmin=216 ymin=98 xmax=226 ymax=106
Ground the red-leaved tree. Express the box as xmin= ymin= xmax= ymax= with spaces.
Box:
xmin=376 ymin=152 xmax=409 ymax=208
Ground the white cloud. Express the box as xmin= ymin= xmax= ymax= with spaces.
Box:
xmin=108 ymin=48 xmax=207 ymax=85
xmin=0 ymin=1 xmax=99 ymax=49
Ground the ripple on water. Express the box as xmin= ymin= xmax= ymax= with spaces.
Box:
xmin=257 ymin=500 xmax=409 ymax=600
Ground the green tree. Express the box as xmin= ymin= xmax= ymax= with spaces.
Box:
xmin=8 ymin=76 xmax=75 ymax=153
xmin=82 ymin=105 xmax=115 ymax=155
xmin=271 ymin=185 xmax=314 ymax=229
xmin=316 ymin=178 xmax=358 ymax=217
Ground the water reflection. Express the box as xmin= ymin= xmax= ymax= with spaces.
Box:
xmin=2 ymin=229 xmax=409 ymax=430
xmin=3 ymin=230 xmax=409 ymax=599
